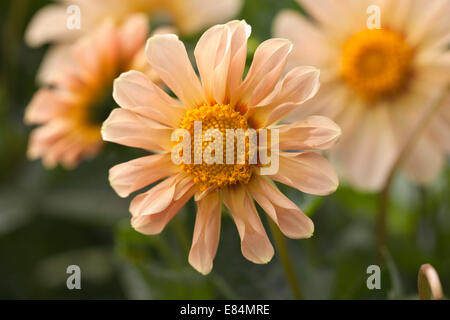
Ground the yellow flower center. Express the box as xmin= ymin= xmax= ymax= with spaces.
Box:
xmin=178 ymin=104 xmax=253 ymax=191
xmin=342 ymin=29 xmax=412 ymax=102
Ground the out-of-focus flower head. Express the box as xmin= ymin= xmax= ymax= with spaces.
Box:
xmin=274 ymin=0 xmax=450 ymax=191
xmin=25 ymin=0 xmax=243 ymax=47
xmin=24 ymin=15 xmax=149 ymax=168
xmin=102 ymin=20 xmax=341 ymax=274
xmin=25 ymin=0 xmax=242 ymax=84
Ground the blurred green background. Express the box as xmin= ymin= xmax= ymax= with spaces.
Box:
xmin=0 ymin=0 xmax=449 ymax=299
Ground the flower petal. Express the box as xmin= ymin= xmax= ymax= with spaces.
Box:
xmin=28 ymin=120 xmax=100 ymax=169
xmin=24 ymin=89 xmax=74 ymax=124
xmin=403 ymin=133 xmax=444 ymax=184
xmin=195 ymin=20 xmax=251 ymax=105
xmin=131 ymin=174 xmax=196 ymax=235
xmin=223 ymin=185 xmax=274 ymax=264
xmin=406 ymin=0 xmax=450 ymax=46
xmin=35 ymin=44 xmax=71 ymax=85
xmin=195 ymin=23 xmax=232 ymax=104
xmin=101 ymin=108 xmax=173 ymax=151
xmin=25 ymin=4 xmax=78 ymax=47
xmin=236 ymin=38 xmax=292 ymax=108
xmin=189 ymin=191 xmax=222 ymax=275
xmin=145 ymin=34 xmax=206 ymax=108
xmin=278 ymin=115 xmax=341 ymax=151
xmin=334 ymin=105 xmax=398 ymax=191
xmin=247 ymin=175 xmax=314 ymax=239
xmin=109 ymin=153 xmax=178 ymax=198
xmin=27 ymin=120 xmax=70 ymax=161
xmin=227 ymin=20 xmax=252 ymax=102
xmin=72 ymin=21 xmax=120 ymax=83
xmin=426 ymin=95 xmax=450 ymax=153
xmin=113 ymin=70 xmax=186 ymax=127
xmin=118 ymin=14 xmax=149 ymax=64
xmin=269 ymin=152 xmax=338 ymax=196
xmin=248 ymin=66 xmax=320 ymax=127
xmin=297 ymin=0 xmax=366 ymax=41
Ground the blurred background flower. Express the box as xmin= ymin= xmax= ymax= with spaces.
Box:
xmin=274 ymin=0 xmax=450 ymax=191
xmin=25 ymin=0 xmax=242 ymax=83
xmin=24 ymin=15 xmax=148 ymax=168
xmin=25 ymin=0 xmax=243 ymax=46
xmin=0 ymin=0 xmax=449 ymax=299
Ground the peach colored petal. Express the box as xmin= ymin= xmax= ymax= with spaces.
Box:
xmin=281 ymin=81 xmax=349 ymax=124
xmin=226 ymin=20 xmax=252 ymax=102
xmin=129 ymin=26 xmax=177 ymax=83
xmin=35 ymin=128 xmax=100 ymax=169
xmin=278 ymin=115 xmax=341 ymax=151
xmin=25 ymin=4 xmax=79 ymax=47
xmin=145 ymin=34 xmax=206 ymax=108
xmin=24 ymin=89 xmax=74 ymax=125
xmin=189 ymin=191 xmax=221 ymax=275
xmin=118 ymin=14 xmax=149 ymax=64
xmin=51 ymin=134 xmax=100 ymax=169
xmin=194 ymin=20 xmax=251 ymax=105
xmin=223 ymin=185 xmax=274 ymax=264
xmin=27 ymin=120 xmax=71 ymax=161
xmin=42 ymin=53 xmax=85 ymax=91
xmin=195 ymin=23 xmax=232 ymax=105
xmin=74 ymin=21 xmax=120 ymax=83
xmin=35 ymin=44 xmax=71 ymax=85
xmin=236 ymin=38 xmax=292 ymax=108
xmin=248 ymin=66 xmax=320 ymax=127
xmin=42 ymin=134 xmax=82 ymax=169
xmin=130 ymin=46 xmax=159 ymax=82
xmin=109 ymin=153 xmax=178 ymax=198
xmin=28 ymin=118 xmax=101 ymax=170
xmin=130 ymin=174 xmax=196 ymax=235
xmin=247 ymin=175 xmax=314 ymax=239
xmin=101 ymin=108 xmax=173 ymax=151
xmin=113 ymin=71 xmax=186 ymax=127
xmin=270 ymin=152 xmax=338 ymax=196
xmin=130 ymin=173 xmax=194 ymax=216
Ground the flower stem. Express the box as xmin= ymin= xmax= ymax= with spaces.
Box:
xmin=268 ymin=219 xmax=303 ymax=300
xmin=376 ymin=87 xmax=449 ymax=265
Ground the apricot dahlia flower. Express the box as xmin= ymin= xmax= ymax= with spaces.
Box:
xmin=102 ymin=20 xmax=341 ymax=274
xmin=25 ymin=15 xmax=148 ymax=168
xmin=274 ymin=0 xmax=450 ymax=190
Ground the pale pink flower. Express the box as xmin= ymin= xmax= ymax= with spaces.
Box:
xmin=274 ymin=0 xmax=450 ymax=190
xmin=25 ymin=15 xmax=149 ymax=168
xmin=102 ymin=20 xmax=341 ymax=274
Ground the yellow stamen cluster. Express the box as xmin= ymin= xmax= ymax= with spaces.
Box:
xmin=178 ymin=104 xmax=253 ymax=191
xmin=342 ymin=29 xmax=412 ymax=102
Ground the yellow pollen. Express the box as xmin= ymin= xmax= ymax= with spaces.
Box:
xmin=341 ymin=29 xmax=412 ymax=102
xmin=178 ymin=104 xmax=253 ymax=191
